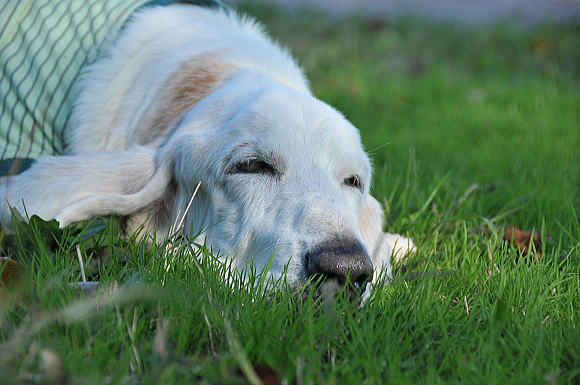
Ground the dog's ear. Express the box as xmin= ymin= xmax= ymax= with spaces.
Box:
xmin=359 ymin=194 xmax=416 ymax=281
xmin=0 ymin=146 xmax=172 ymax=228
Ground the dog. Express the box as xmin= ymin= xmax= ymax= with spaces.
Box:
xmin=0 ymin=3 xmax=415 ymax=293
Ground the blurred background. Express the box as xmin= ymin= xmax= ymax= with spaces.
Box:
xmin=231 ymin=0 xmax=579 ymax=233
xmin=231 ymin=0 xmax=580 ymax=25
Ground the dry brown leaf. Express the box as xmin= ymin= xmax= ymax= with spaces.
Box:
xmin=0 ymin=257 xmax=22 ymax=292
xmin=530 ymin=37 xmax=553 ymax=55
xmin=236 ymin=365 xmax=281 ymax=385
xmin=367 ymin=18 xmax=389 ymax=32
xmin=503 ymin=225 xmax=543 ymax=260
xmin=253 ymin=366 xmax=281 ymax=385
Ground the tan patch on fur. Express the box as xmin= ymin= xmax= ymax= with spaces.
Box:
xmin=137 ymin=54 xmax=236 ymax=145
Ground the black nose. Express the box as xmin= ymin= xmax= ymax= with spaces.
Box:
xmin=305 ymin=239 xmax=373 ymax=292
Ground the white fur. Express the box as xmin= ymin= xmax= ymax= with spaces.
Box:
xmin=0 ymin=5 xmax=414 ymax=287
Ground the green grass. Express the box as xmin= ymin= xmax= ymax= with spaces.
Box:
xmin=1 ymin=5 xmax=579 ymax=384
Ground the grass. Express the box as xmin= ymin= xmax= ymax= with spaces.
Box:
xmin=1 ymin=4 xmax=579 ymax=384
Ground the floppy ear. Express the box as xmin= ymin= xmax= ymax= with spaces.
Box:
xmin=359 ymin=194 xmax=416 ymax=281
xmin=0 ymin=146 xmax=172 ymax=228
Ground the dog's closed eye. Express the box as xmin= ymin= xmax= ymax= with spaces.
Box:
xmin=344 ymin=175 xmax=363 ymax=191
xmin=233 ymin=159 xmax=278 ymax=176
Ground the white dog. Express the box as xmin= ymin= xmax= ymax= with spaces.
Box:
xmin=0 ymin=4 xmax=414 ymax=293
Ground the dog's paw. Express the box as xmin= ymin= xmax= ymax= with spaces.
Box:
xmin=384 ymin=233 xmax=416 ymax=263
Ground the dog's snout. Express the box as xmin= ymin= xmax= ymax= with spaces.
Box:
xmin=305 ymin=239 xmax=373 ymax=292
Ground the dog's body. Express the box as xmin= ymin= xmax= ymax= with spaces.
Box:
xmin=1 ymin=4 xmax=414 ymax=289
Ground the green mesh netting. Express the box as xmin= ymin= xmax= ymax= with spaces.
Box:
xmin=0 ymin=0 xmax=228 ymax=175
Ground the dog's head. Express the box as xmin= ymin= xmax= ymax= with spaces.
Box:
xmin=167 ymin=76 xmax=379 ymax=289
xmin=146 ymin=70 xmax=394 ymax=291
xmin=1 ymin=70 xmax=394 ymax=293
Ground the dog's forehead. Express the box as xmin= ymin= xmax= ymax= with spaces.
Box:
xmin=229 ymin=87 xmax=366 ymax=159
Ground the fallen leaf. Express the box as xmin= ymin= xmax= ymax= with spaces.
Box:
xmin=236 ymin=365 xmax=281 ymax=385
xmin=0 ymin=257 xmax=21 ymax=289
xmin=530 ymin=37 xmax=553 ymax=55
xmin=254 ymin=366 xmax=280 ymax=385
xmin=367 ymin=18 xmax=389 ymax=32
xmin=503 ymin=225 xmax=543 ymax=260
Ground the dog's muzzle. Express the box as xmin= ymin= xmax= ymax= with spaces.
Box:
xmin=305 ymin=238 xmax=373 ymax=296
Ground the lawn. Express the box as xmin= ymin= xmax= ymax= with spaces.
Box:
xmin=1 ymin=3 xmax=579 ymax=384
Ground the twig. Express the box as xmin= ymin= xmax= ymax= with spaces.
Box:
xmin=163 ymin=181 xmax=202 ymax=284
xmin=127 ymin=306 xmax=142 ymax=373
xmin=154 ymin=318 xmax=169 ymax=361
xmin=174 ymin=181 xmax=202 ymax=234
xmin=0 ymin=283 xmax=154 ymax=364
xmin=75 ymin=245 xmax=87 ymax=283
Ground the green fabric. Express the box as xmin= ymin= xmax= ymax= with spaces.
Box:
xmin=0 ymin=0 xmax=228 ymax=175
